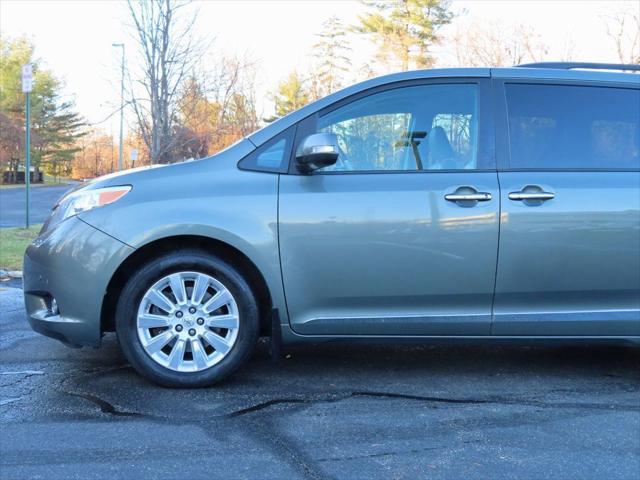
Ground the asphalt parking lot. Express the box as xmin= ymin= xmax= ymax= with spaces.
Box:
xmin=0 ymin=183 xmax=75 ymax=228
xmin=1 ymin=284 xmax=639 ymax=479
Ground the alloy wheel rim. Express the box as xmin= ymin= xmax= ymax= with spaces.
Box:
xmin=136 ymin=271 xmax=239 ymax=372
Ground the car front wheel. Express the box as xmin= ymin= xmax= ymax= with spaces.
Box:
xmin=115 ymin=250 xmax=259 ymax=387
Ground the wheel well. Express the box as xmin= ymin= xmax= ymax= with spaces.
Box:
xmin=101 ymin=235 xmax=273 ymax=337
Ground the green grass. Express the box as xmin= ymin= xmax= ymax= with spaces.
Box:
xmin=0 ymin=182 xmax=57 ymax=189
xmin=43 ymin=175 xmax=71 ymax=185
xmin=0 ymin=225 xmax=41 ymax=270
xmin=0 ymin=176 xmax=70 ymax=189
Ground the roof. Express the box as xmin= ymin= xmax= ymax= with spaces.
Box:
xmin=248 ymin=65 xmax=639 ymax=148
xmin=493 ymin=65 xmax=640 ymax=84
xmin=248 ymin=68 xmax=489 ymax=147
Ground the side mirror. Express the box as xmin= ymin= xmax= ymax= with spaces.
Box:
xmin=295 ymin=133 xmax=339 ymax=173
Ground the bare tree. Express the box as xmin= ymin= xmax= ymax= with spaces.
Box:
xmin=174 ymin=54 xmax=260 ymax=158
xmin=604 ymin=7 xmax=640 ymax=64
xmin=127 ymin=0 xmax=202 ymax=164
xmin=451 ymin=21 xmax=549 ymax=67
xmin=205 ymin=54 xmax=260 ymax=142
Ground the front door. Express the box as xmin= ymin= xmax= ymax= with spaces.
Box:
xmin=279 ymin=81 xmax=500 ymax=335
xmin=493 ymin=81 xmax=640 ymax=336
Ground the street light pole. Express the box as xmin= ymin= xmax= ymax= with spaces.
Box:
xmin=112 ymin=43 xmax=125 ymax=171
xmin=25 ymin=90 xmax=31 ymax=228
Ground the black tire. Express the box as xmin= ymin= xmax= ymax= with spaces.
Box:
xmin=115 ymin=250 xmax=259 ymax=388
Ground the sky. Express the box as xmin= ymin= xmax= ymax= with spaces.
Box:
xmin=1 ymin=0 xmax=637 ymax=138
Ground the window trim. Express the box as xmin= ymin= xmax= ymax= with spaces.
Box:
xmin=494 ymin=79 xmax=640 ymax=172
xmin=287 ymin=78 xmax=495 ymax=175
xmin=237 ymin=125 xmax=296 ymax=173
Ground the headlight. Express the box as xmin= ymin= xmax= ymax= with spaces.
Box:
xmin=57 ymin=185 xmax=131 ymax=223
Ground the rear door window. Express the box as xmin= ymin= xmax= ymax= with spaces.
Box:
xmin=505 ymin=84 xmax=640 ymax=170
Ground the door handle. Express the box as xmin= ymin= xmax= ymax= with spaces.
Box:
xmin=508 ymin=185 xmax=555 ymax=203
xmin=444 ymin=186 xmax=492 ymax=207
xmin=508 ymin=192 xmax=555 ymax=201
xmin=445 ymin=192 xmax=492 ymax=202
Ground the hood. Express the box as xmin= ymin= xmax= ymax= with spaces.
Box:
xmin=79 ymin=139 xmax=256 ymax=192
xmin=53 ymin=163 xmax=169 ymax=208
xmin=44 ymin=139 xmax=256 ymax=231
xmin=90 ymin=163 xmax=166 ymax=183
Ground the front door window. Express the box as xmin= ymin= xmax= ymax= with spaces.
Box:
xmin=317 ymin=84 xmax=479 ymax=172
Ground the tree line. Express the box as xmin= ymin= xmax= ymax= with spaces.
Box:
xmin=0 ymin=38 xmax=84 ymax=182
xmin=1 ymin=0 xmax=639 ymax=181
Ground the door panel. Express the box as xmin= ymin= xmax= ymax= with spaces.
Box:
xmin=494 ymin=172 xmax=640 ymax=335
xmin=279 ymin=172 xmax=500 ymax=335
xmin=493 ymin=81 xmax=640 ymax=335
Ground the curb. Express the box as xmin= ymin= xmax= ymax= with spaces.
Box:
xmin=0 ymin=269 xmax=23 ymax=281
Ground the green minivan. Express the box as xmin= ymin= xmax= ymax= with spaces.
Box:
xmin=24 ymin=62 xmax=640 ymax=387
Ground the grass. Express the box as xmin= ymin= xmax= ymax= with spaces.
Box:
xmin=0 ymin=182 xmax=56 ymax=189
xmin=0 ymin=225 xmax=42 ymax=271
xmin=43 ymin=175 xmax=71 ymax=185
xmin=0 ymin=176 xmax=71 ymax=189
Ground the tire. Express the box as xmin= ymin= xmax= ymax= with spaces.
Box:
xmin=115 ymin=250 xmax=259 ymax=387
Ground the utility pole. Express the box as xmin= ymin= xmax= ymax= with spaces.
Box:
xmin=95 ymin=140 xmax=99 ymax=177
xmin=22 ymin=64 xmax=33 ymax=228
xmin=110 ymin=136 xmax=114 ymax=173
xmin=112 ymin=43 xmax=125 ymax=171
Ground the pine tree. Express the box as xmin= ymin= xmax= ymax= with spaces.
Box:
xmin=0 ymin=36 xmax=85 ymax=182
xmin=312 ymin=15 xmax=352 ymax=98
xmin=357 ymin=0 xmax=454 ymax=71
xmin=271 ymin=72 xmax=310 ymax=118
xmin=32 ymin=74 xmax=85 ymax=180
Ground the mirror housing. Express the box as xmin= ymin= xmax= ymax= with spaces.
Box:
xmin=295 ymin=133 xmax=339 ymax=173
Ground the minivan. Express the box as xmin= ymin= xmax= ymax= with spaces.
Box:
xmin=24 ymin=62 xmax=640 ymax=387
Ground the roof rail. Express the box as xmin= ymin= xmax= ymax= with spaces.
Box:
xmin=516 ymin=62 xmax=640 ymax=72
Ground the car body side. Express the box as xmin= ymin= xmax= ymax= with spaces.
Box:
xmin=23 ymin=67 xmax=640 ymax=347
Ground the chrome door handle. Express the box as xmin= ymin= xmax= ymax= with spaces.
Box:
xmin=445 ymin=193 xmax=492 ymax=202
xmin=508 ymin=192 xmax=555 ymax=201
xmin=508 ymin=185 xmax=555 ymax=202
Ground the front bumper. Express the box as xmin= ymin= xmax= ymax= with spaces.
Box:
xmin=23 ymin=217 xmax=134 ymax=347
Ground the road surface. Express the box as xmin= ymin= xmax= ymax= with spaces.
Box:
xmin=0 ymin=183 xmax=76 ymax=228
xmin=1 ymin=285 xmax=639 ymax=479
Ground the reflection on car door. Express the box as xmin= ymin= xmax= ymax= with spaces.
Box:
xmin=279 ymin=80 xmax=501 ymax=336
xmin=493 ymin=81 xmax=640 ymax=336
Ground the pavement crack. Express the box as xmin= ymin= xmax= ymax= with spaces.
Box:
xmin=220 ymin=412 xmax=329 ymax=479
xmin=0 ymin=370 xmax=45 ymax=388
xmin=226 ymin=390 xmax=489 ymax=418
xmin=351 ymin=390 xmax=489 ymax=405
xmin=225 ymin=398 xmax=309 ymax=417
xmin=78 ymin=364 xmax=130 ymax=375
xmin=62 ymin=391 xmax=149 ymax=418
xmin=223 ymin=389 xmax=640 ymax=419
xmin=1 ymin=385 xmax=38 ymax=407
xmin=317 ymin=445 xmax=442 ymax=463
